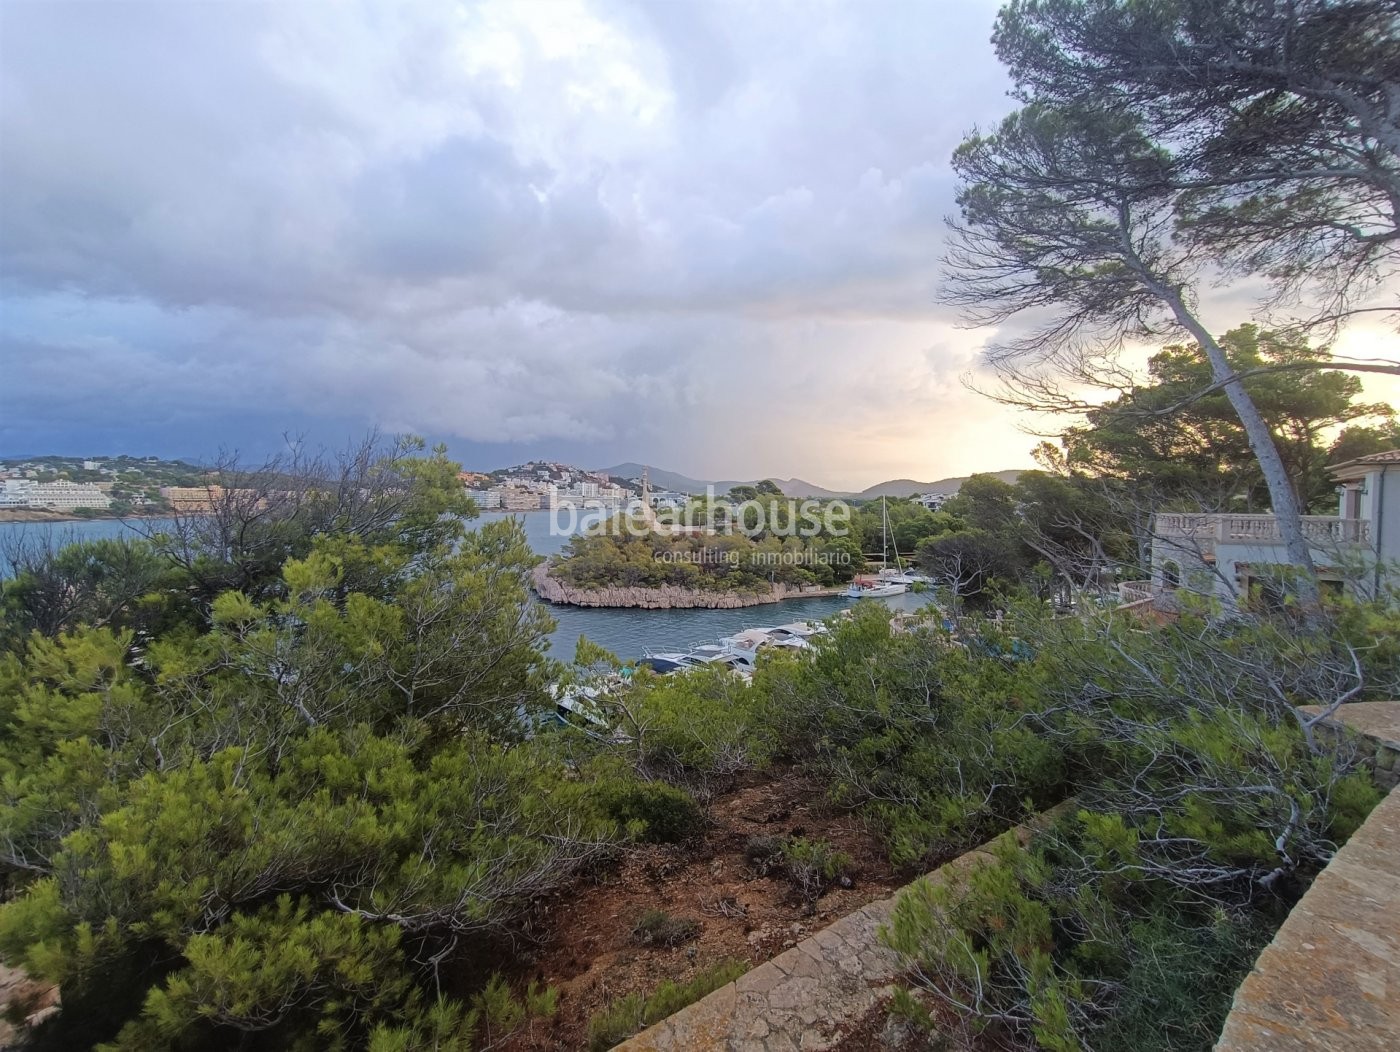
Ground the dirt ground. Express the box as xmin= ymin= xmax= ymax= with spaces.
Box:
xmin=497 ymin=766 xmax=907 ymax=1051
xmin=0 ymin=964 xmax=59 ymax=1049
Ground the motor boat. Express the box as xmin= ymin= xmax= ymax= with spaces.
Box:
xmin=720 ymin=628 xmax=776 ymax=663
xmin=637 ymin=653 xmax=694 ymax=675
xmin=640 ymin=647 xmax=756 ymax=676
xmin=844 ymin=579 xmax=908 ymax=598
xmin=878 ymin=569 xmax=932 ymax=586
xmin=766 ymin=621 xmax=827 ymax=642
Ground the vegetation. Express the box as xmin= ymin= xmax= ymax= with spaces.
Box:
xmin=549 ymin=523 xmax=863 ymax=593
xmin=0 ymin=439 xmax=655 ymax=1049
xmin=947 ymin=0 xmax=1400 ymax=602
xmin=2 ymin=7 xmax=1396 ymax=1046
xmin=874 ymin=594 xmax=1391 ymax=1051
xmin=630 ymin=909 xmax=700 ymax=949
xmin=778 ymin=838 xmax=853 ymax=905
xmin=1054 ymin=325 xmax=1395 ymax=515
xmin=0 ymin=432 xmax=1393 ymax=1049
xmin=583 ymin=959 xmax=746 ymax=1052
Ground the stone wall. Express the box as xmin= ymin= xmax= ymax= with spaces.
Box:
xmin=1297 ymin=701 xmax=1400 ymax=791
xmin=1214 ymin=702 xmax=1400 ymax=1051
xmin=616 ymin=811 xmax=1061 ymax=1051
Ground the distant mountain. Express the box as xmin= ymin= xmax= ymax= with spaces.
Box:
xmin=765 ymin=477 xmax=851 ymax=500
xmin=598 ymin=464 xmax=853 ymax=499
xmin=854 ymin=470 xmax=1023 ymax=500
xmin=596 ymin=463 xmax=1023 ymax=500
xmin=597 ymin=463 xmax=712 ymax=493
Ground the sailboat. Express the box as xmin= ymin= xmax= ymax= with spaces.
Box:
xmin=845 ymin=496 xmax=909 ymax=598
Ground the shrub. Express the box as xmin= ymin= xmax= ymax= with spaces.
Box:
xmin=883 ymin=813 xmax=1318 ymax=1052
xmin=780 ymin=837 xmax=853 ymax=903
xmin=750 ymin=604 xmax=1066 ymax=866
xmin=594 ymin=780 xmax=703 ymax=843
xmin=631 ymin=909 xmax=700 ymax=948
xmin=468 ymin=975 xmax=558 ymax=1045
xmin=585 ymin=959 xmax=747 ymax=1051
xmin=626 ymin=666 xmax=776 ymax=791
xmin=743 ymin=834 xmax=785 ymax=874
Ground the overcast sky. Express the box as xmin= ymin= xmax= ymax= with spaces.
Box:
xmin=2 ymin=0 xmax=1396 ymax=489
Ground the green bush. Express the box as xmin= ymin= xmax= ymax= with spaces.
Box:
xmin=626 ymin=666 xmax=776 ymax=790
xmin=751 ymin=603 xmax=1065 ymax=865
xmin=594 ymin=780 xmax=703 ymax=843
xmin=882 ymin=808 xmax=1342 ymax=1052
xmin=585 ymin=959 xmax=747 ymax=1051
xmin=780 ymin=837 xmax=853 ymax=903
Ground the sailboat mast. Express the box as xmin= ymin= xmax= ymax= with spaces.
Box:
xmin=881 ymin=495 xmax=888 ymax=569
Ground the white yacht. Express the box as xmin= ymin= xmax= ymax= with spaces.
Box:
xmin=721 ymin=627 xmax=777 ymax=663
xmin=879 ymin=569 xmax=931 ymax=586
xmin=765 ymin=621 xmax=827 ymax=644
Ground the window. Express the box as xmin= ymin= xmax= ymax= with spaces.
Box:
xmin=1161 ymin=560 xmax=1180 ymax=590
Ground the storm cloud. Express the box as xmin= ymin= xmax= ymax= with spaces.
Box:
xmin=15 ymin=0 xmax=1380 ymax=487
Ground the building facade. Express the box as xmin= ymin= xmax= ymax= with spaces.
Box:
xmin=1148 ymin=449 xmax=1399 ymax=604
xmin=0 ymin=479 xmax=113 ymax=510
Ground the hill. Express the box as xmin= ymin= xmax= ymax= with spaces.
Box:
xmin=597 ymin=463 xmax=712 ymax=493
xmin=597 ymin=464 xmax=849 ymax=499
xmin=597 ymin=463 xmax=1024 ymax=500
xmin=854 ymin=470 xmax=1022 ymax=500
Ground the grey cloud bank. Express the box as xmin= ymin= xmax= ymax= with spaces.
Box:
xmin=1 ymin=0 xmax=1037 ymax=488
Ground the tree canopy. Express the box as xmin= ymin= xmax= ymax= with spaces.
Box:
xmin=947 ymin=0 xmax=1400 ymax=598
xmin=0 ymin=441 xmax=625 ymax=1049
xmin=993 ymin=0 xmax=1400 ymax=321
xmin=1057 ymin=323 xmax=1395 ymax=513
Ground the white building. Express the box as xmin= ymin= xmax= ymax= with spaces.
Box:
xmin=913 ymin=492 xmax=952 ymax=511
xmin=1148 ymin=449 xmax=1399 ymax=605
xmin=1 ymin=479 xmax=113 ymax=510
xmin=0 ymin=479 xmax=35 ymax=506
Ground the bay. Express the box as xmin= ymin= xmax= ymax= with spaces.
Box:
xmin=0 ymin=512 xmax=924 ymax=662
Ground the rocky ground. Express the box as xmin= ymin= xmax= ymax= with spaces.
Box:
xmin=531 ymin=562 xmax=841 ymax=609
xmin=0 ymin=964 xmax=59 ymax=1049
xmin=494 ymin=767 xmax=907 ymax=1051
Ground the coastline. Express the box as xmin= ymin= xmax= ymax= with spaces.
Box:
xmin=530 ymin=562 xmax=845 ymax=609
xmin=0 ymin=509 xmax=147 ymax=524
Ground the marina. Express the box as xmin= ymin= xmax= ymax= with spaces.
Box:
xmin=0 ymin=513 xmax=930 ymax=664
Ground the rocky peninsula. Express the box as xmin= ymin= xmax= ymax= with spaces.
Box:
xmin=531 ymin=562 xmax=842 ymax=609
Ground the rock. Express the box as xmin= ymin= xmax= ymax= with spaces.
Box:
xmin=879 ymin=1014 xmax=920 ymax=1049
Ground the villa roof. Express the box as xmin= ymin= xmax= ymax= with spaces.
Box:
xmin=1329 ymin=447 xmax=1400 ymax=480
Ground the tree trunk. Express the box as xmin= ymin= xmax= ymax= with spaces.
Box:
xmin=1153 ymin=285 xmax=1322 ymax=607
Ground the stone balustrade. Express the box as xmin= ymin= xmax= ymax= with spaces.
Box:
xmin=1118 ymin=581 xmax=1153 ymax=604
xmin=1154 ymin=513 xmax=1371 ymax=549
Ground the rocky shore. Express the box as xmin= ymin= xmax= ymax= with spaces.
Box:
xmin=531 ymin=562 xmax=842 ymax=609
xmin=0 ymin=508 xmax=127 ymax=523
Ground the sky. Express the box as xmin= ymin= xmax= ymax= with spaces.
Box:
xmin=2 ymin=0 xmax=1397 ymax=491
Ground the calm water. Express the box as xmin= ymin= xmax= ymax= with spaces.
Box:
xmin=0 ymin=513 xmax=925 ymax=662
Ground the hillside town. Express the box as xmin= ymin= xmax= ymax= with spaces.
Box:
xmin=463 ymin=461 xmax=687 ymax=514
xmin=0 ymin=455 xmax=209 ymax=514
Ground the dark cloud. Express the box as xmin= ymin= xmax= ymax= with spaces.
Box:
xmin=0 ymin=0 xmax=1062 ymax=486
